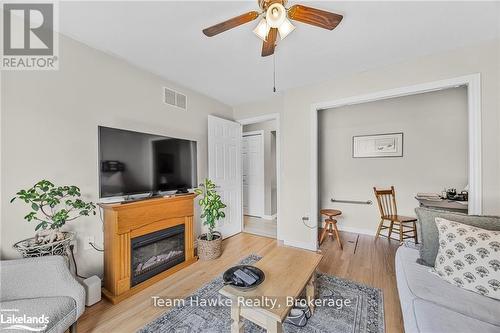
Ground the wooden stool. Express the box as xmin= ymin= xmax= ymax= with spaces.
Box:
xmin=319 ymin=209 xmax=343 ymax=250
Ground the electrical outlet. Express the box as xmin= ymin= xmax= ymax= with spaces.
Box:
xmin=84 ymin=236 xmax=95 ymax=250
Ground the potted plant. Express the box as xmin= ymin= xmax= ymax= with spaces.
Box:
xmin=10 ymin=180 xmax=96 ymax=257
xmin=194 ymin=178 xmax=226 ymax=260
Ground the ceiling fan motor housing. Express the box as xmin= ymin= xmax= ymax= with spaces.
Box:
xmin=266 ymin=3 xmax=287 ymax=28
xmin=258 ymin=0 xmax=288 ymax=11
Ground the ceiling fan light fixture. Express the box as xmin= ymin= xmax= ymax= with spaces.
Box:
xmin=266 ymin=3 xmax=286 ymax=28
xmin=253 ymin=18 xmax=270 ymax=41
xmin=278 ymin=18 xmax=295 ymax=40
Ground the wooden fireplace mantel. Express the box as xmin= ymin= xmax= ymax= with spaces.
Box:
xmin=100 ymin=194 xmax=197 ymax=304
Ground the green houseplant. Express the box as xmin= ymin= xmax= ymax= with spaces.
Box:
xmin=10 ymin=180 xmax=96 ymax=257
xmin=194 ymin=178 xmax=226 ymax=260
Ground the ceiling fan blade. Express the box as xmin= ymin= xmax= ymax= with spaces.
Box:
xmin=261 ymin=28 xmax=278 ymax=57
xmin=288 ymin=4 xmax=343 ymax=30
xmin=203 ymin=11 xmax=260 ymax=37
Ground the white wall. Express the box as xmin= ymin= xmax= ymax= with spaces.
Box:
xmin=0 ymin=33 xmax=232 ymax=276
xmin=243 ymin=120 xmax=277 ymax=217
xmin=233 ymin=39 xmax=500 ymax=250
xmin=319 ymin=87 xmax=468 ymax=235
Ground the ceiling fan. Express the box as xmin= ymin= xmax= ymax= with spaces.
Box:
xmin=202 ymin=0 xmax=343 ymax=57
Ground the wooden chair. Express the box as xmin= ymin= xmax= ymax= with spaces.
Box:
xmin=319 ymin=209 xmax=343 ymax=250
xmin=373 ymin=186 xmax=418 ymax=243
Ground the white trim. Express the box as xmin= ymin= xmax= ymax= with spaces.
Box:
xmin=237 ymin=113 xmax=282 ymax=241
xmin=242 ymin=130 xmax=264 ymax=137
xmin=466 ymin=74 xmax=482 ymax=215
xmin=311 ymin=73 xmax=482 ymax=250
xmin=312 ymin=75 xmax=480 ymax=112
xmin=238 ymin=113 xmax=280 ymax=125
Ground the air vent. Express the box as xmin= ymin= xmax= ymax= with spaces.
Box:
xmin=176 ymin=93 xmax=187 ymax=109
xmin=163 ymin=87 xmax=187 ymax=110
xmin=164 ymin=87 xmax=176 ymax=105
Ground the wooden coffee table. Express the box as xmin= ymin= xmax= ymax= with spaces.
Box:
xmin=219 ymin=246 xmax=323 ymax=333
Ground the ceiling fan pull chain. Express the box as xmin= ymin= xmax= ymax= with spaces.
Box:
xmin=273 ymin=50 xmax=277 ymax=93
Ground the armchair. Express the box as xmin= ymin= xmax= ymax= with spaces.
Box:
xmin=0 ymin=256 xmax=85 ymax=333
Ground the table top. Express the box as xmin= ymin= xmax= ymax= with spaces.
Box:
xmin=415 ymin=197 xmax=468 ymax=211
xmin=219 ymin=246 xmax=323 ymax=321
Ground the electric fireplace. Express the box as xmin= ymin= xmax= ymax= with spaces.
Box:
xmin=131 ymin=224 xmax=185 ymax=286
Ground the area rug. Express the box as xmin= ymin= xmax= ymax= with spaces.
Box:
xmin=139 ymin=254 xmax=384 ymax=333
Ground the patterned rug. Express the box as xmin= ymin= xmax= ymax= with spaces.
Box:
xmin=139 ymin=254 xmax=384 ymax=333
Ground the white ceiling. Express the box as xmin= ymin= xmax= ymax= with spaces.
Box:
xmin=59 ymin=1 xmax=500 ymax=106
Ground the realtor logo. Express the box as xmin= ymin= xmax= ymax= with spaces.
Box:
xmin=1 ymin=2 xmax=59 ymax=70
xmin=0 ymin=309 xmax=49 ymax=331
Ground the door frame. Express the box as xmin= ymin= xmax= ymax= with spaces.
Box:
xmin=236 ymin=113 xmax=282 ymax=241
xmin=242 ymin=130 xmax=265 ymax=217
xmin=310 ymin=73 xmax=482 ymax=249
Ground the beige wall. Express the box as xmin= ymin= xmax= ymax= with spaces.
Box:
xmin=234 ymin=39 xmax=500 ymax=249
xmin=319 ymin=87 xmax=468 ymax=234
xmin=235 ymin=95 xmax=284 ymax=120
xmin=0 ymin=34 xmax=232 ymax=276
xmin=1 ymin=33 xmax=498 ymax=267
xmin=243 ymin=120 xmax=277 ymax=217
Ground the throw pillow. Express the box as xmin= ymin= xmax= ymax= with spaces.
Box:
xmin=415 ymin=207 xmax=500 ymax=266
xmin=433 ymin=217 xmax=500 ymax=300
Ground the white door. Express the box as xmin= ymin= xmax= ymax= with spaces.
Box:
xmin=242 ymin=133 xmax=265 ymax=217
xmin=208 ymin=115 xmax=242 ymax=238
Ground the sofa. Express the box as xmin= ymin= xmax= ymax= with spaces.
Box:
xmin=0 ymin=256 xmax=85 ymax=333
xmin=396 ymin=208 xmax=500 ymax=333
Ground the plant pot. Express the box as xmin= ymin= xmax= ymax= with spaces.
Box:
xmin=13 ymin=231 xmax=74 ymax=258
xmin=197 ymin=231 xmax=222 ymax=261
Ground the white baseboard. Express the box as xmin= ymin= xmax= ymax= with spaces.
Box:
xmin=261 ymin=214 xmax=277 ymax=220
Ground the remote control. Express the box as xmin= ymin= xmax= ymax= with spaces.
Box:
xmin=242 ymin=267 xmax=259 ymax=280
xmin=234 ymin=269 xmax=257 ymax=286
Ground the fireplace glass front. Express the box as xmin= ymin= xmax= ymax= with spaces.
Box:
xmin=131 ymin=224 xmax=185 ymax=286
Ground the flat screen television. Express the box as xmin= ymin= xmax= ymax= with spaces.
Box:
xmin=98 ymin=126 xmax=197 ymax=198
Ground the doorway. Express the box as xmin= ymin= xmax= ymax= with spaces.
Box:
xmin=242 ymin=131 xmax=265 ymax=217
xmin=238 ymin=115 xmax=280 ymax=239
xmin=310 ymin=74 xmax=482 ymax=251
xmin=318 ymin=86 xmax=468 ymax=242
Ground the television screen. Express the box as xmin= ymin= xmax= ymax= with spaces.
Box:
xmin=98 ymin=126 xmax=197 ymax=198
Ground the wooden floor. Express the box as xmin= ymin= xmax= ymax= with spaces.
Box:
xmin=77 ymin=231 xmax=403 ymax=333
xmin=243 ymin=215 xmax=277 ymax=238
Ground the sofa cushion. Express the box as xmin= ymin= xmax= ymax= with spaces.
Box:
xmin=0 ymin=297 xmax=77 ymax=333
xmin=413 ymin=298 xmax=500 ymax=333
xmin=433 ymin=217 xmax=500 ymax=300
xmin=415 ymin=207 xmax=500 ymax=266
xmin=396 ymin=246 xmax=500 ymax=328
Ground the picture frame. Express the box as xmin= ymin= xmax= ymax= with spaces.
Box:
xmin=352 ymin=133 xmax=404 ymax=158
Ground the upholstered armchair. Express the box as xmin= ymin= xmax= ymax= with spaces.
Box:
xmin=0 ymin=256 xmax=85 ymax=333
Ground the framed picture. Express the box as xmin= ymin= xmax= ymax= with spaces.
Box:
xmin=352 ymin=133 xmax=403 ymax=158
